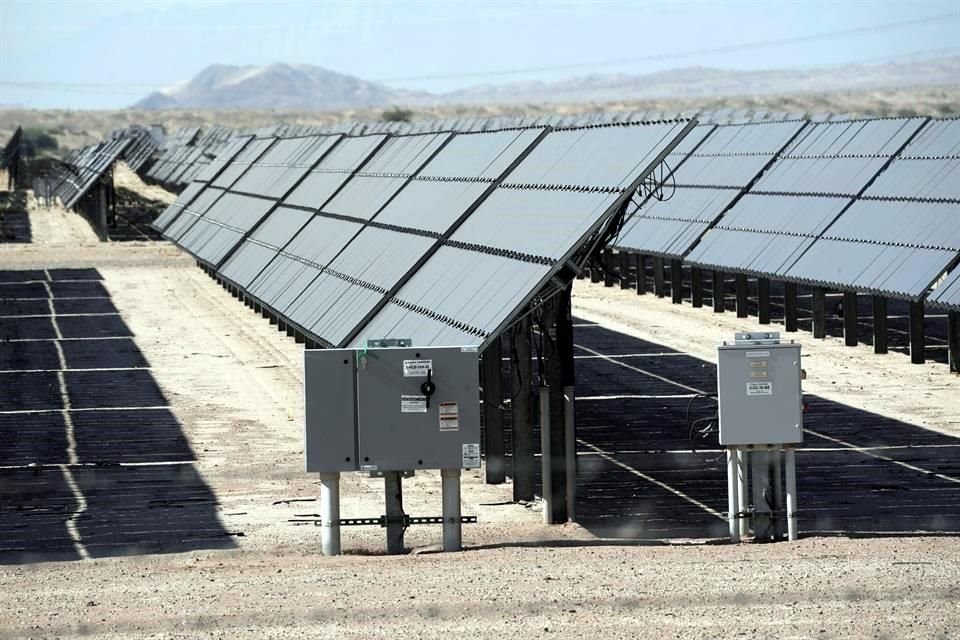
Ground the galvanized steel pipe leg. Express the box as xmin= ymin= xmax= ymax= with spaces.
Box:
xmin=772 ymin=445 xmax=784 ymax=541
xmin=737 ymin=448 xmax=749 ymax=539
xmin=785 ymin=447 xmax=798 ymax=541
xmin=564 ymin=385 xmax=576 ymax=522
xmin=441 ymin=468 xmax=462 ymax=552
xmin=319 ymin=472 xmax=341 ymax=556
xmin=539 ymin=385 xmax=552 ymax=524
xmin=727 ymin=447 xmax=740 ymax=543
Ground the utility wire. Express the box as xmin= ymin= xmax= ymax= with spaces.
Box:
xmin=377 ymin=12 xmax=958 ymax=83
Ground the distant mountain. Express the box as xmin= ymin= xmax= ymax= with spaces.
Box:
xmin=132 ymin=63 xmax=422 ymax=110
xmin=433 ymin=57 xmax=960 ymax=105
xmin=133 ymin=57 xmax=960 ymax=111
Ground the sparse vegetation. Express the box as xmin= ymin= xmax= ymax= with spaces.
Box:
xmin=381 ymin=107 xmax=413 ymax=122
xmin=1 ymin=85 xmax=957 ymax=155
xmin=20 ymin=128 xmax=59 ymax=156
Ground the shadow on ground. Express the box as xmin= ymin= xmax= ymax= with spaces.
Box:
xmin=0 ymin=268 xmax=235 ymax=563
xmin=0 ymin=190 xmax=30 ymax=243
xmin=107 ymin=186 xmax=165 ymax=241
xmin=550 ymin=319 xmax=960 ymax=540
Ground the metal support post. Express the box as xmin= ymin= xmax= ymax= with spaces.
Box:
xmin=539 ymin=385 xmax=551 ymax=524
xmin=873 ymin=296 xmax=888 ymax=354
xmin=758 ymin=278 xmax=771 ymax=324
xmin=949 ymin=311 xmax=960 ymax=374
xmin=737 ymin=448 xmax=749 ymax=539
xmin=785 ymin=447 xmax=798 ymax=541
xmin=619 ymin=251 xmax=631 ymax=290
xmin=735 ymin=273 xmax=748 ymax=318
xmin=727 ymin=447 xmax=740 ymax=543
xmin=812 ymin=287 xmax=827 ymax=339
xmin=384 ymin=472 xmax=405 ymax=554
xmin=653 ymin=257 xmax=666 ymax=298
xmin=751 ymin=448 xmax=772 ymax=540
xmin=843 ymin=291 xmax=858 ymax=346
xmin=603 ymin=249 xmax=615 ymax=287
xmin=691 ymin=267 xmax=703 ymax=308
xmin=590 ymin=262 xmax=602 ymax=283
xmin=319 ymin=472 xmax=341 ymax=556
xmin=671 ymin=259 xmax=683 ymax=304
xmin=96 ymin=184 xmax=108 ymax=241
xmin=564 ymin=386 xmax=576 ymax=522
xmin=713 ymin=270 xmax=725 ymax=313
xmin=784 ymin=282 xmax=798 ymax=332
xmin=772 ymin=446 xmax=784 ymax=540
xmin=511 ymin=319 xmax=535 ymax=501
xmin=441 ymin=469 xmax=462 ymax=552
xmin=482 ymin=337 xmax=505 ymax=484
xmin=909 ymin=300 xmax=925 ymax=364
xmin=552 ymin=286 xmax=574 ymax=523
xmin=636 ymin=254 xmax=647 ymax=295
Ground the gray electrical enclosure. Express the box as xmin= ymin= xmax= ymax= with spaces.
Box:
xmin=717 ymin=333 xmax=803 ymax=446
xmin=304 ymin=346 xmax=482 ymax=473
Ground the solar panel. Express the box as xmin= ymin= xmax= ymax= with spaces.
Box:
xmin=785 ymin=118 xmax=960 ymax=299
xmin=49 ymin=138 xmax=132 ymax=209
xmin=352 ymin=120 xmax=696 ymax=348
xmin=929 ymin=265 xmax=960 ymax=310
xmin=152 ymin=136 xmax=254 ymax=233
xmin=686 ymin=118 xmax=928 ymax=279
xmin=615 ymin=119 xmax=807 ymax=258
xmin=249 ymin=129 xmax=543 ymax=346
xmin=217 ymin=134 xmax=392 ymax=293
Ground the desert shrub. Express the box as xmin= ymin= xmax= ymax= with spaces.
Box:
xmin=381 ymin=107 xmax=413 ymax=123
xmin=20 ymin=128 xmax=59 ymax=156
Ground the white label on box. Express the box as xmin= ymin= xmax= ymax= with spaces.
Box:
xmin=746 ymin=381 xmax=773 ymax=396
xmin=460 ymin=346 xmax=478 ymax=352
xmin=439 ymin=401 xmax=459 ymax=431
xmin=403 ymin=359 xmax=432 ymax=378
xmin=750 ymin=371 xmax=768 ymax=378
xmin=401 ymin=395 xmax=427 ymax=413
xmin=462 ymin=443 xmax=481 ymax=468
xmin=746 ymin=350 xmax=770 ymax=358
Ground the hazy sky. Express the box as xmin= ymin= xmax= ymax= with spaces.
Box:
xmin=1 ymin=0 xmax=958 ymax=109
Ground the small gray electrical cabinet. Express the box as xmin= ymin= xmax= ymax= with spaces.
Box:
xmin=304 ymin=345 xmax=482 ymax=473
xmin=717 ymin=332 xmax=803 ymax=446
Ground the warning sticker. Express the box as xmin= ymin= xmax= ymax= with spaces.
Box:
xmin=746 ymin=382 xmax=773 ymax=396
xmin=401 ymin=395 xmax=428 ymax=413
xmin=439 ymin=401 xmax=459 ymax=431
xmin=462 ymin=443 xmax=481 ymax=468
xmin=403 ymin=359 xmax=432 ymax=378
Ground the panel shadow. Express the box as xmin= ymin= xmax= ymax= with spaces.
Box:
xmin=567 ymin=319 xmax=960 ymax=540
xmin=0 ymin=269 xmax=235 ymax=564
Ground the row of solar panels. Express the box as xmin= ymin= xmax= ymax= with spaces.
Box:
xmin=46 ymin=137 xmax=132 ymax=209
xmin=153 ymin=119 xmax=697 ymax=348
xmin=141 ymin=107 xmax=857 ymax=191
xmin=613 ymin=116 xmax=960 ymax=311
xmin=1 ymin=126 xmax=22 ymax=172
xmin=106 ymin=125 xmax=159 ymax=172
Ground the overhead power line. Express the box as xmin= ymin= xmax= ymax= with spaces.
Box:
xmin=376 ymin=11 xmax=959 ymax=83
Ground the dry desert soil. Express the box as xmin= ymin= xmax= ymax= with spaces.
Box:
xmin=1 ymin=180 xmax=958 ymax=640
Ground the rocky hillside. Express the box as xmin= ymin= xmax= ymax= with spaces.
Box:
xmin=133 ymin=57 xmax=960 ymax=111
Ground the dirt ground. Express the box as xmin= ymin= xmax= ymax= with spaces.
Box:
xmin=1 ymin=194 xmax=958 ymax=639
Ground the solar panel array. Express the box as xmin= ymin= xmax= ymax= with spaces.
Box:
xmin=784 ymin=119 xmax=960 ymax=299
xmin=156 ymin=120 xmax=696 ymax=348
xmin=615 ymin=119 xmax=807 ymax=258
xmin=687 ymin=118 xmax=928 ymax=282
xmin=108 ymin=125 xmax=159 ymax=172
xmin=48 ymin=137 xmax=132 ymax=209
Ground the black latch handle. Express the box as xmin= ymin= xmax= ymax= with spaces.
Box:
xmin=420 ymin=369 xmax=436 ymax=408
